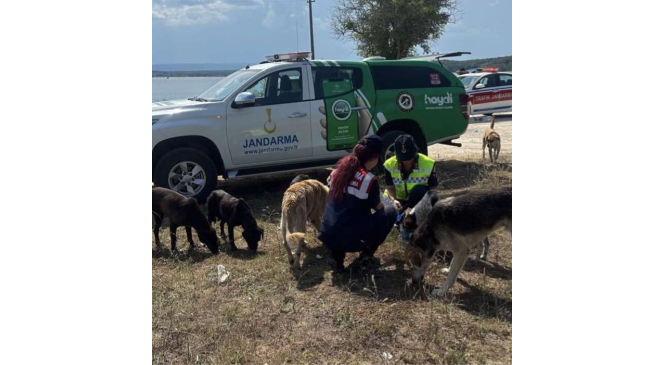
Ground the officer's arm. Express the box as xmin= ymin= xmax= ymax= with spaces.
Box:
xmin=368 ymin=180 xmax=384 ymax=211
xmin=386 ymin=185 xmax=397 ymax=201
xmin=384 ymin=172 xmax=398 ymax=200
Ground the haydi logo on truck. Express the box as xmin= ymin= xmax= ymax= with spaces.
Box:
xmin=332 ymin=100 xmax=352 ymax=121
xmin=424 ymin=93 xmax=454 ymax=110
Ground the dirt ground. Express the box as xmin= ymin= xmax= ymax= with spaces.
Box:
xmin=153 ymin=115 xmax=513 ymax=364
xmin=428 ymin=114 xmax=512 ymax=162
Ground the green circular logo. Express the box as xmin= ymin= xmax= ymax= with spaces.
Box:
xmin=332 ymin=100 xmax=352 ymax=121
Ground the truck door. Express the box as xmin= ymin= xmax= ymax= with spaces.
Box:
xmin=469 ymin=73 xmax=501 ymax=115
xmin=225 ymin=66 xmax=313 ymax=166
xmin=497 ymin=73 xmax=512 ymax=112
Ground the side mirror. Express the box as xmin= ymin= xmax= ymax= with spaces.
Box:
xmin=234 ymin=92 xmax=256 ymax=107
xmin=475 ymin=84 xmax=485 ymax=90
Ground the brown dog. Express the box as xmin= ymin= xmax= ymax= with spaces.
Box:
xmin=280 ymin=179 xmax=329 ymax=270
xmin=482 ymin=116 xmax=501 ymax=164
xmin=152 ymin=187 xmax=219 ymax=254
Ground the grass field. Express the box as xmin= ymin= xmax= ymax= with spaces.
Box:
xmin=153 ymin=156 xmax=512 ymax=364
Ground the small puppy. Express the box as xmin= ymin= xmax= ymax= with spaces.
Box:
xmin=482 ymin=116 xmax=501 ymax=164
xmin=152 ymin=187 xmax=219 ymax=254
xmin=207 ymin=190 xmax=264 ymax=252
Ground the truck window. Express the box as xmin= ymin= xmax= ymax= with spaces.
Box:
xmin=243 ymin=68 xmax=303 ymax=106
xmin=312 ymin=67 xmax=363 ymax=99
xmin=370 ymin=66 xmax=451 ymax=89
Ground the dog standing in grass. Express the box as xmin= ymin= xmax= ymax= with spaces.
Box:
xmin=280 ymin=179 xmax=329 ymax=270
xmin=152 ymin=187 xmax=219 ymax=254
xmin=206 ymin=190 xmax=264 ymax=252
xmin=403 ymin=188 xmax=490 ymax=261
xmin=482 ymin=116 xmax=501 ymax=164
xmin=407 ymin=186 xmax=511 ymax=297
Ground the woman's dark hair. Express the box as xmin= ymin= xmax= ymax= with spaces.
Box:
xmin=329 ymin=141 xmax=379 ymax=203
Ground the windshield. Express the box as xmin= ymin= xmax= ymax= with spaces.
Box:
xmin=459 ymin=76 xmax=477 ymax=88
xmin=459 ymin=75 xmax=479 ymax=88
xmin=196 ymin=70 xmax=259 ymax=101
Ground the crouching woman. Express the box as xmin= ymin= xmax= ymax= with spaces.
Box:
xmin=317 ymin=135 xmax=398 ymax=272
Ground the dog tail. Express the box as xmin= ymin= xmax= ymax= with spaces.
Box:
xmin=489 ymin=115 xmax=495 ymax=129
xmin=286 ymin=232 xmax=306 ymax=247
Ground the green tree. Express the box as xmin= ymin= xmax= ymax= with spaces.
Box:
xmin=331 ymin=0 xmax=459 ymax=60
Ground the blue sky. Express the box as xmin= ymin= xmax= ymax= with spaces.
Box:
xmin=152 ymin=0 xmax=511 ymax=64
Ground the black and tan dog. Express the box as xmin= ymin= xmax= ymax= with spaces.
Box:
xmin=406 ymin=186 xmax=511 ymax=297
xmin=152 ymin=187 xmax=220 ymax=254
xmin=206 ymin=190 xmax=264 ymax=252
xmin=403 ymin=188 xmax=490 ymax=261
xmin=482 ymin=116 xmax=501 ymax=164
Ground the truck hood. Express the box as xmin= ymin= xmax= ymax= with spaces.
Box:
xmin=152 ymin=99 xmax=202 ymax=112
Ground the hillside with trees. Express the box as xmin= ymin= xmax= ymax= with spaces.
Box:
xmin=439 ymin=55 xmax=512 ymax=72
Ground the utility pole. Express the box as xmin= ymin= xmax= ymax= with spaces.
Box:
xmin=307 ymin=0 xmax=315 ymax=59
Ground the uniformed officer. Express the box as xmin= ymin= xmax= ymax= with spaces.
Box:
xmin=318 ymin=135 xmax=397 ymax=272
xmin=383 ymin=134 xmax=438 ymax=211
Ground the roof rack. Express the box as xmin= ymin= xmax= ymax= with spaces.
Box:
xmin=400 ymin=51 xmax=471 ymax=68
xmin=400 ymin=51 xmax=471 ymax=61
xmin=362 ymin=56 xmax=386 ymax=61
xmin=264 ymin=52 xmax=312 ymax=63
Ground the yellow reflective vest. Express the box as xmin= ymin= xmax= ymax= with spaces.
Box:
xmin=383 ymin=153 xmax=435 ymax=201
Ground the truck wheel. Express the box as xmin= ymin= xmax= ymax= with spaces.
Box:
xmin=154 ymin=148 xmax=218 ymax=203
xmin=373 ymin=130 xmax=404 ymax=175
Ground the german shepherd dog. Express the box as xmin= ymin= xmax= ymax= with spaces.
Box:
xmin=206 ymin=190 xmax=264 ymax=252
xmin=152 ymin=187 xmax=220 ymax=254
xmin=482 ymin=116 xmax=501 ymax=164
xmin=280 ymin=179 xmax=329 ymax=270
xmin=403 ymin=189 xmax=490 ymax=261
xmin=406 ymin=186 xmax=511 ymax=296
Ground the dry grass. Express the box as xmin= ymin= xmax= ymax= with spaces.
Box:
xmin=153 ymin=156 xmax=512 ymax=364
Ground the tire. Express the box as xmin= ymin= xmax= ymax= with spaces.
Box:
xmin=379 ymin=130 xmax=404 ymax=168
xmin=154 ymin=148 xmax=218 ymax=203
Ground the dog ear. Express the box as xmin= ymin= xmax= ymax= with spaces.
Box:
xmin=429 ymin=193 xmax=439 ymax=207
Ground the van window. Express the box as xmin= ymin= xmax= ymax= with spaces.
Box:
xmin=370 ymin=66 xmax=452 ymax=89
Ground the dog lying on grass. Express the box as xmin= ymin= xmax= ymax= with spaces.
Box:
xmin=280 ymin=179 xmax=329 ymax=270
xmin=406 ymin=186 xmax=511 ymax=297
xmin=152 ymin=187 xmax=219 ymax=254
xmin=206 ymin=190 xmax=264 ymax=252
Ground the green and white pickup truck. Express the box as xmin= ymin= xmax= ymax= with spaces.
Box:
xmin=152 ymin=52 xmax=469 ymax=201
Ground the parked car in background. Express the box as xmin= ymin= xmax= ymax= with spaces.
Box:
xmin=457 ymin=71 xmax=512 ymax=115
